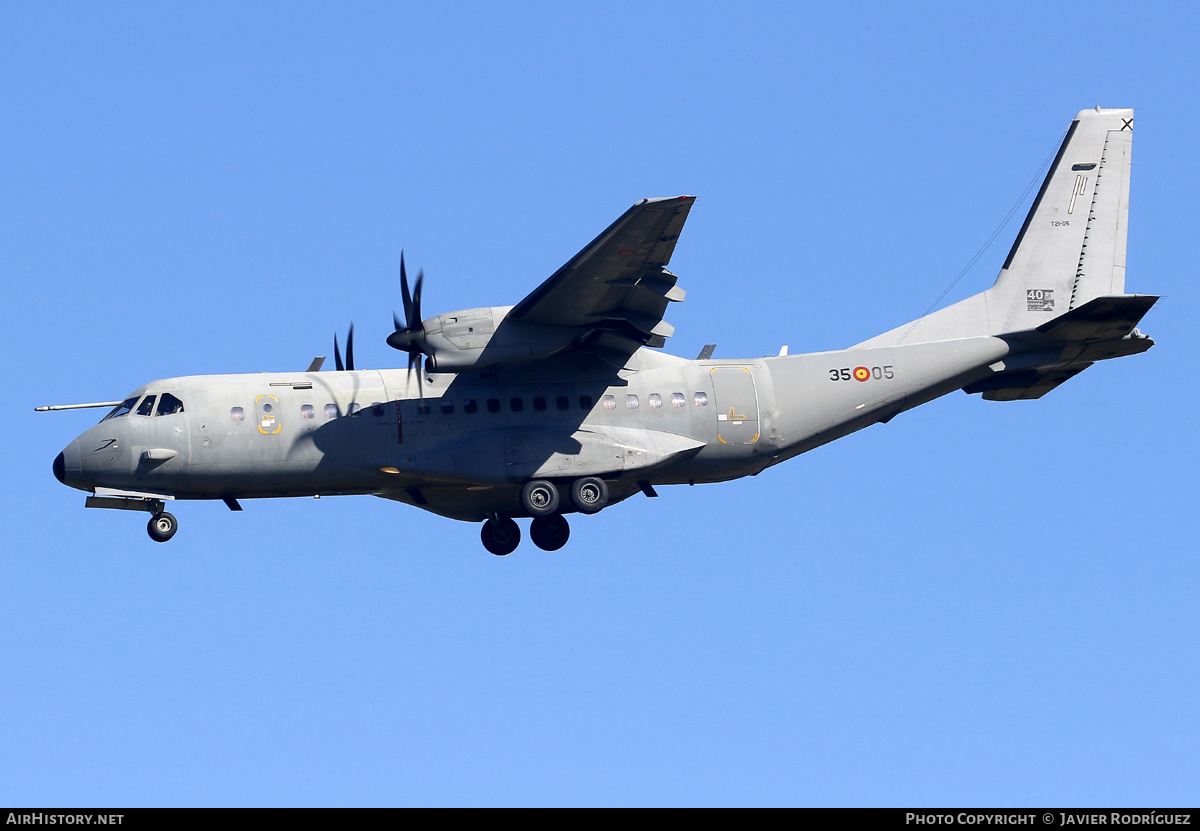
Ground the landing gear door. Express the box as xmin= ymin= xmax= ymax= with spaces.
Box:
xmin=710 ymin=366 xmax=760 ymax=445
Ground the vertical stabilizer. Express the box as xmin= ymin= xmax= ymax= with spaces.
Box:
xmin=853 ymin=108 xmax=1137 ymax=349
xmin=987 ymin=107 xmax=1133 ymax=333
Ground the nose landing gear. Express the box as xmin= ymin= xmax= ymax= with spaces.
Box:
xmin=147 ymin=511 xmax=178 ymax=543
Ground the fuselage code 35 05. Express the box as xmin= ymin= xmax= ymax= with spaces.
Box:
xmin=829 ymin=365 xmax=895 ymax=382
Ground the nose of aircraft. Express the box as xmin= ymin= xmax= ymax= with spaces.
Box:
xmin=54 ymin=440 xmax=81 ymax=486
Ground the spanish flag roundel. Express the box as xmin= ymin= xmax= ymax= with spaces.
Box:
xmin=853 ymin=366 xmax=870 ymax=382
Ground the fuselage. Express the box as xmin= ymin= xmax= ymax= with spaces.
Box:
xmin=55 ymin=336 xmax=1013 ymax=521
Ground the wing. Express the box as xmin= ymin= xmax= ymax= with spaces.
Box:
xmin=508 ymin=195 xmax=696 ymax=352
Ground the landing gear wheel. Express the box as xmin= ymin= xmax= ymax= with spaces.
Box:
xmin=529 ymin=515 xmax=571 ymax=551
xmin=481 ymin=516 xmax=521 ymax=556
xmin=570 ymin=476 xmax=609 ymax=514
xmin=147 ymin=511 xmax=178 ymax=543
xmin=520 ymin=479 xmax=560 ymax=517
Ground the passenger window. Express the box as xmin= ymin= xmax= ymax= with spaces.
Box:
xmin=324 ymin=404 xmax=338 ymax=419
xmin=487 ymin=398 xmax=501 ymax=413
xmin=556 ymin=396 xmax=570 ymax=411
xmin=135 ymin=395 xmax=157 ymax=416
xmin=625 ymin=394 xmax=639 ymax=409
xmin=694 ymin=392 xmax=708 ymax=407
xmin=155 ymin=393 xmax=184 ymax=416
xmin=464 ymin=399 xmax=478 ymax=414
xmin=230 ymin=406 xmax=245 ymax=422
xmin=533 ymin=397 xmax=546 ymax=412
xmin=348 ymin=403 xmax=362 ymax=417
xmin=372 ymin=403 xmax=386 ymax=417
xmin=300 ymin=404 xmax=315 ymax=420
xmin=601 ymin=395 xmax=616 ymax=411
xmin=672 ymin=393 xmax=686 ymax=408
xmin=440 ymin=401 xmax=454 ymax=414
xmin=510 ymin=398 xmax=524 ymax=412
xmin=417 ymin=403 xmax=431 ymax=415
xmin=649 ymin=394 xmax=662 ymax=409
xmin=579 ymin=395 xmax=593 ymax=410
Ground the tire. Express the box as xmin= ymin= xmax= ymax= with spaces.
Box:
xmin=570 ymin=476 xmax=609 ymax=514
xmin=147 ymin=511 xmax=178 ymax=543
xmin=520 ymin=479 xmax=559 ymax=517
xmin=529 ymin=515 xmax=570 ymax=551
xmin=481 ymin=516 xmax=521 ymax=556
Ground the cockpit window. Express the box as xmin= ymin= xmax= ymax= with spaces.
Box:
xmin=104 ymin=397 xmax=140 ymax=420
xmin=135 ymin=395 xmax=157 ymax=416
xmin=155 ymin=393 xmax=185 ymax=416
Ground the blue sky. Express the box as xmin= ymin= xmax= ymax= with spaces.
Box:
xmin=3 ymin=1 xmax=1197 ymax=807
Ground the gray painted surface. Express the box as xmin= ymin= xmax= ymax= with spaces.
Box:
xmin=47 ymin=110 xmax=1157 ymax=548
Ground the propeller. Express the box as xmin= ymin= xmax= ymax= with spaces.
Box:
xmin=333 ymin=323 xmax=354 ymax=372
xmin=386 ymin=251 xmax=428 ymax=398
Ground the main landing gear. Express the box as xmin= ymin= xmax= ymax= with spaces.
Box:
xmin=481 ymin=515 xmax=521 ymax=556
xmin=482 ymin=476 xmax=611 ymax=555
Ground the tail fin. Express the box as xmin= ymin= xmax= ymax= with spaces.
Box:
xmin=986 ymin=106 xmax=1134 ymax=332
xmin=854 ymin=108 xmax=1142 ymax=348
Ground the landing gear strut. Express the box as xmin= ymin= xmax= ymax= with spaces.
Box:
xmin=529 ymin=515 xmax=570 ymax=551
xmin=147 ymin=511 xmax=178 ymax=543
xmin=481 ymin=515 xmax=521 ymax=556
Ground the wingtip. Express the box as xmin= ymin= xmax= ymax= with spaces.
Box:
xmin=639 ymin=195 xmax=697 ymax=206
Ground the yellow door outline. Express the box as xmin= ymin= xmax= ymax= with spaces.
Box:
xmin=255 ymin=394 xmax=283 ymax=435
xmin=710 ymin=367 xmax=760 ymax=445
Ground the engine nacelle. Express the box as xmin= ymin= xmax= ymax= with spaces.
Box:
xmin=419 ymin=306 xmax=582 ymax=373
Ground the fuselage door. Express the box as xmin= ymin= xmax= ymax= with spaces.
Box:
xmin=709 ymin=366 xmax=760 ymax=445
xmin=255 ymin=394 xmax=284 ymax=435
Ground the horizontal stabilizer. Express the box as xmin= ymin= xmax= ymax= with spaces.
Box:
xmin=1036 ymin=294 xmax=1158 ymax=342
xmin=963 ymin=365 xmax=1091 ymax=401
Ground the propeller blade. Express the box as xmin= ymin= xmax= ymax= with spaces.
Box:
xmin=387 ymin=252 xmax=430 ymax=372
xmin=334 ymin=333 xmax=344 ymax=372
xmin=412 ymin=269 xmax=424 ymax=327
xmin=400 ymin=251 xmax=413 ymax=325
xmin=346 ymin=323 xmax=354 ymax=372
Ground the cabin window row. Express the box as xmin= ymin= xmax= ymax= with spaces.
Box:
xmin=228 ymin=392 xmax=709 ymax=422
xmin=420 ymin=392 xmax=706 ymax=415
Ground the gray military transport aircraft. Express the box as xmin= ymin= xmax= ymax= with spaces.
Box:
xmin=43 ymin=107 xmax=1156 ymax=554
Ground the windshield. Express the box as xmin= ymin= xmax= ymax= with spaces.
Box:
xmin=102 ymin=396 xmax=140 ymax=421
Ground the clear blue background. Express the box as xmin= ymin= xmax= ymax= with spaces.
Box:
xmin=2 ymin=1 xmax=1195 ymax=807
